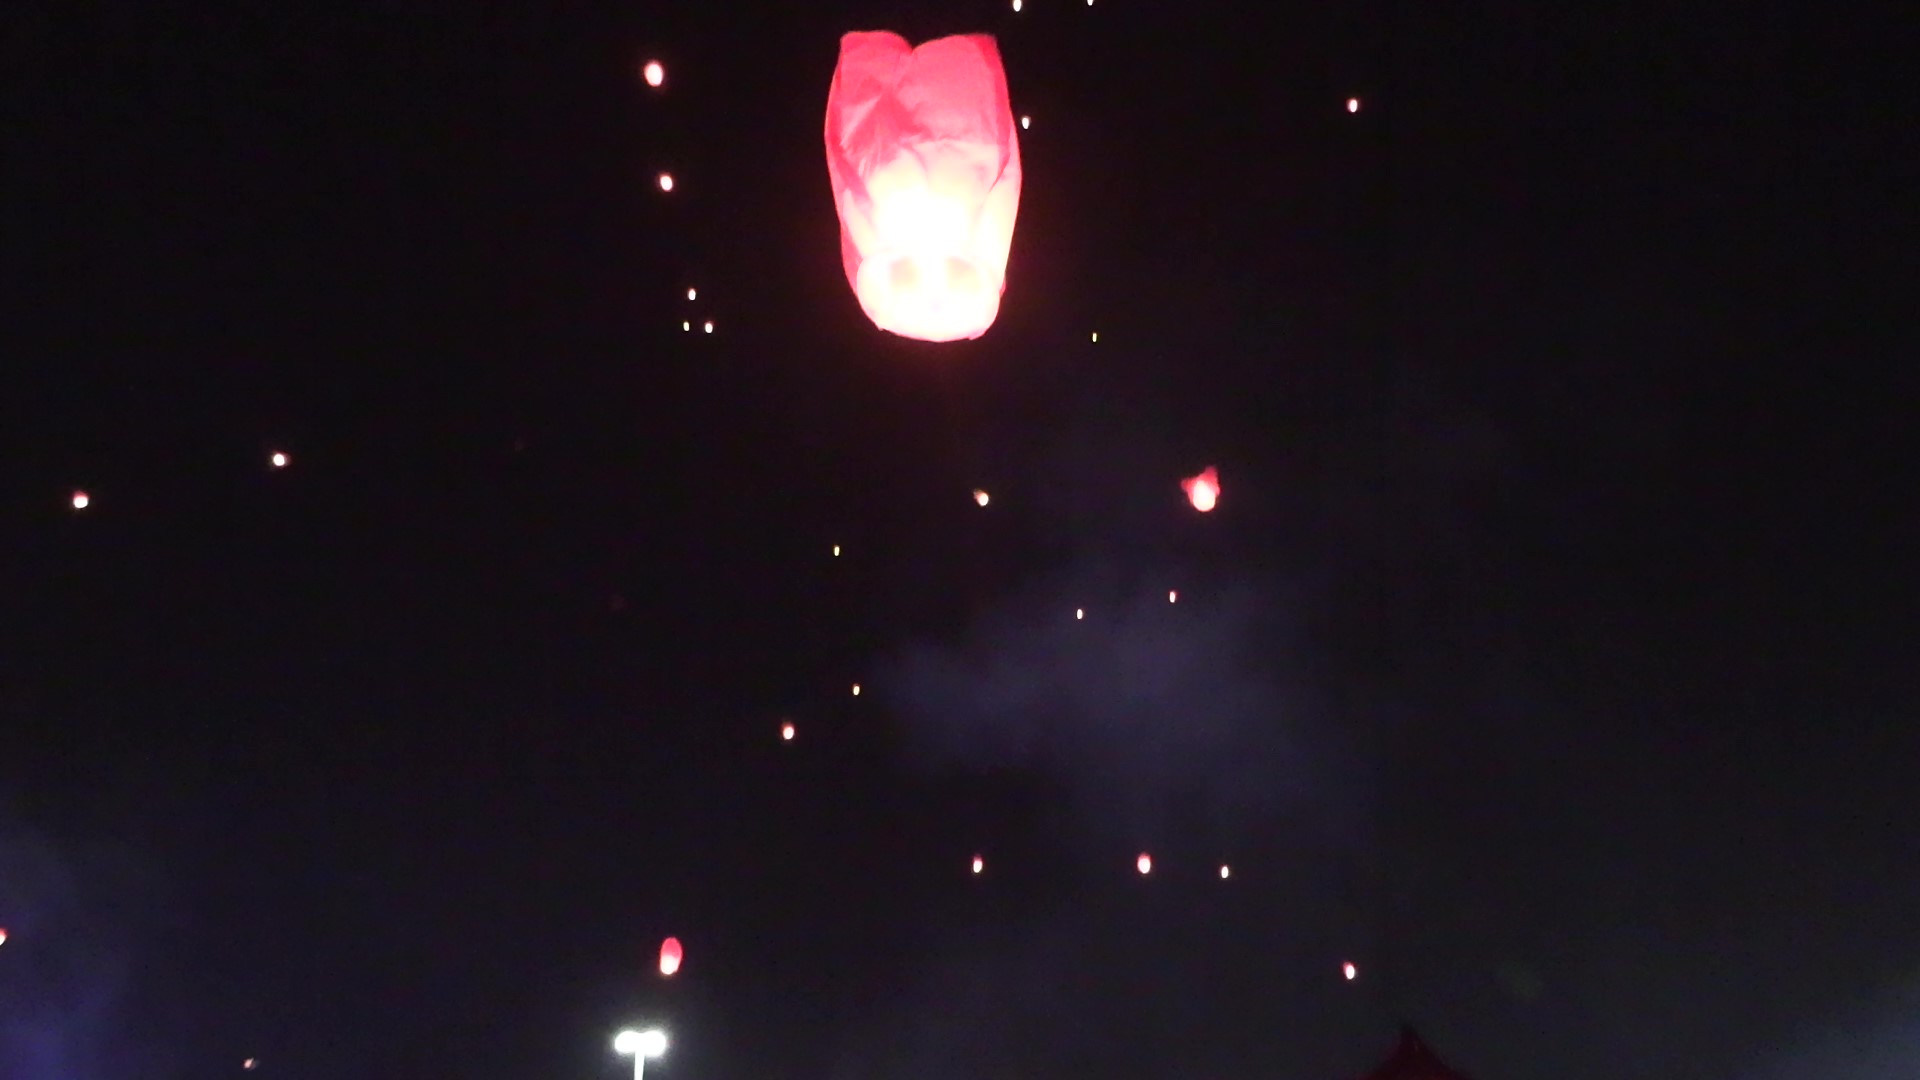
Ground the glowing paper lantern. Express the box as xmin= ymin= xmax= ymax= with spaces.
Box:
xmin=831 ymin=544 xmax=842 ymax=557
xmin=1136 ymin=852 xmax=1153 ymax=875
xmin=682 ymin=321 xmax=691 ymax=331
xmin=269 ymin=451 xmax=288 ymax=468
xmin=643 ymin=60 xmax=666 ymax=88
xmin=1343 ymin=961 xmax=1358 ymax=981
xmin=703 ymin=320 xmax=714 ymax=333
xmin=973 ymin=488 xmax=990 ymax=506
xmin=1168 ymin=590 xmax=1178 ymax=603
xmin=780 ymin=721 xmax=796 ymax=741
xmin=1020 ymin=115 xmax=1030 ymax=130
xmin=1219 ymin=865 xmax=1231 ymax=879
xmin=1012 ymin=0 xmax=1022 ymax=10
xmin=825 ymin=31 xmax=1022 ymax=342
xmin=0 ymin=928 xmax=8 ymax=945
xmin=71 ymin=490 xmax=89 ymax=510
xmin=244 ymin=1060 xmax=258 ymax=1071
xmin=851 ymin=683 xmax=862 ymax=696
xmin=1347 ymin=97 xmax=1361 ymax=113
xmin=659 ymin=936 xmax=684 ymax=976
xmin=1074 ymin=608 xmax=1084 ymax=620
xmin=1182 ymin=466 xmax=1220 ymax=512
xmin=972 ymin=854 xmax=985 ymax=874
xmin=657 ymin=172 xmax=674 ymax=192
xmin=687 ymin=287 xmax=697 ymax=300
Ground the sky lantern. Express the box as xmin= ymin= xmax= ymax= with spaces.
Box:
xmin=831 ymin=544 xmax=841 ymax=557
xmin=71 ymin=490 xmax=89 ymax=510
xmin=643 ymin=60 xmax=665 ymax=88
xmin=1074 ymin=608 xmax=1084 ymax=620
xmin=703 ymin=320 xmax=714 ymax=333
xmin=1136 ymin=852 xmax=1153 ymax=874
xmin=657 ymin=172 xmax=674 ymax=192
xmin=825 ymin=31 xmax=1022 ymax=342
xmin=687 ymin=287 xmax=697 ymax=300
xmin=682 ymin=321 xmax=691 ymax=331
xmin=1347 ymin=96 xmax=1361 ymax=113
xmin=972 ymin=854 xmax=984 ymax=874
xmin=1182 ymin=466 xmax=1220 ymax=512
xmin=1011 ymin=0 xmax=1021 ymax=10
xmin=973 ymin=488 xmax=990 ymax=506
xmin=851 ymin=683 xmax=861 ymax=696
xmin=1343 ymin=961 xmax=1359 ymax=981
xmin=1090 ymin=331 xmax=1099 ymax=342
xmin=243 ymin=1059 xmax=258 ymax=1071
xmin=1219 ymin=864 xmax=1231 ymax=879
xmin=0 ymin=927 xmax=7 ymax=945
xmin=659 ymin=936 xmax=684 ymax=976
xmin=1168 ymin=589 xmax=1178 ymax=603
xmin=1019 ymin=115 xmax=1030 ymax=130
xmin=780 ymin=720 xmax=795 ymax=741
xmin=269 ymin=451 xmax=288 ymax=468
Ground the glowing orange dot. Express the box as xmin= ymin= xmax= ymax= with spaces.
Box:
xmin=780 ymin=721 xmax=795 ymax=741
xmin=1137 ymin=852 xmax=1152 ymax=874
xmin=643 ymin=61 xmax=665 ymax=88
xmin=657 ymin=172 xmax=674 ymax=192
xmin=71 ymin=490 xmax=89 ymax=510
xmin=972 ymin=854 xmax=984 ymax=873
xmin=1343 ymin=961 xmax=1358 ymax=980
xmin=973 ymin=489 xmax=990 ymax=507
xmin=269 ymin=451 xmax=288 ymax=468
xmin=1347 ymin=97 xmax=1361 ymax=113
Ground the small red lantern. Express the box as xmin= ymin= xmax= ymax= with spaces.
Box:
xmin=1181 ymin=467 xmax=1220 ymax=512
xmin=659 ymin=936 xmax=684 ymax=976
xmin=825 ymin=31 xmax=1022 ymax=342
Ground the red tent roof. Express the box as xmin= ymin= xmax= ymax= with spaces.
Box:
xmin=1362 ymin=1026 xmax=1471 ymax=1080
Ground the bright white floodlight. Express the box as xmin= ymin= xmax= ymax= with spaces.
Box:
xmin=614 ymin=1028 xmax=669 ymax=1080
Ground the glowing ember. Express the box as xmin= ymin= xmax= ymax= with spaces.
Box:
xmin=659 ymin=936 xmax=684 ymax=976
xmin=643 ymin=60 xmax=665 ymax=88
xmin=1347 ymin=97 xmax=1361 ymax=113
xmin=781 ymin=721 xmax=795 ymax=741
xmin=71 ymin=490 xmax=89 ymax=510
xmin=973 ymin=489 xmax=990 ymax=506
xmin=972 ymin=854 xmax=984 ymax=873
xmin=1182 ymin=466 xmax=1220 ymax=512
xmin=1343 ymin=961 xmax=1358 ymax=981
xmin=269 ymin=451 xmax=288 ymax=468
xmin=658 ymin=172 xmax=675 ymax=192
xmin=1136 ymin=853 xmax=1152 ymax=874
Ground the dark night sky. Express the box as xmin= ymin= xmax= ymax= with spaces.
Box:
xmin=2 ymin=1 xmax=1915 ymax=1077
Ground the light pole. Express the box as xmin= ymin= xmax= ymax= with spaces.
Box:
xmin=613 ymin=1028 xmax=668 ymax=1080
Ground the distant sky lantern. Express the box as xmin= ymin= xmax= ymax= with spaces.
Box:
xmin=0 ymin=928 xmax=7 ymax=945
xmin=1347 ymin=97 xmax=1361 ymax=113
xmin=1074 ymin=608 xmax=1084 ymax=620
xmin=703 ymin=320 xmax=714 ymax=333
xmin=682 ymin=321 xmax=691 ymax=331
xmin=972 ymin=854 xmax=984 ymax=874
xmin=659 ymin=936 xmax=684 ymax=976
xmin=71 ymin=490 xmax=89 ymax=510
xmin=832 ymin=544 xmax=841 ymax=557
xmin=1136 ymin=853 xmax=1152 ymax=875
xmin=657 ymin=172 xmax=674 ymax=192
xmin=781 ymin=720 xmax=795 ymax=741
xmin=825 ymin=32 xmax=1022 ymax=342
xmin=643 ymin=60 xmax=666 ymax=88
xmin=1090 ymin=331 xmax=1099 ymax=342
xmin=851 ymin=683 xmax=861 ymax=696
xmin=1219 ymin=864 xmax=1231 ymax=879
xmin=1168 ymin=590 xmax=1179 ymax=603
xmin=973 ymin=489 xmax=990 ymax=506
xmin=1011 ymin=0 xmax=1021 ymax=12
xmin=1020 ymin=115 xmax=1030 ymax=130
xmin=1343 ymin=961 xmax=1359 ymax=981
xmin=1182 ymin=466 xmax=1220 ymax=512
xmin=244 ymin=1060 xmax=258 ymax=1071
xmin=269 ymin=451 xmax=288 ymax=468
xmin=687 ymin=287 xmax=697 ymax=300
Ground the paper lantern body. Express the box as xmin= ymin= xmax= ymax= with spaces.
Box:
xmin=825 ymin=31 xmax=1022 ymax=342
xmin=659 ymin=936 xmax=683 ymax=976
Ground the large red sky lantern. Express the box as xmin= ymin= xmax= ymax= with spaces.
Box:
xmin=825 ymin=31 xmax=1023 ymax=343
xmin=658 ymin=936 xmax=683 ymax=976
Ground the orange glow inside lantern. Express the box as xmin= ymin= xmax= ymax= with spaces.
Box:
xmin=825 ymin=32 xmax=1022 ymax=342
xmin=660 ymin=936 xmax=684 ymax=976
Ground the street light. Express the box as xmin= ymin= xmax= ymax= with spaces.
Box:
xmin=614 ymin=1028 xmax=668 ymax=1080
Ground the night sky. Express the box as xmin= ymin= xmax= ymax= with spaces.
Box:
xmin=2 ymin=1 xmax=1914 ymax=1077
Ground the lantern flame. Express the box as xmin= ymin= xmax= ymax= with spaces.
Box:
xmin=1182 ymin=466 xmax=1220 ymax=512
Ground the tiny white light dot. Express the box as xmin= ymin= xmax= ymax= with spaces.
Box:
xmin=71 ymin=491 xmax=90 ymax=510
xmin=658 ymin=173 xmax=675 ymax=192
xmin=270 ymin=451 xmax=288 ymax=468
xmin=1020 ymin=115 xmax=1030 ymax=130
xmin=643 ymin=61 xmax=665 ymax=88
xmin=703 ymin=320 xmax=714 ymax=333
